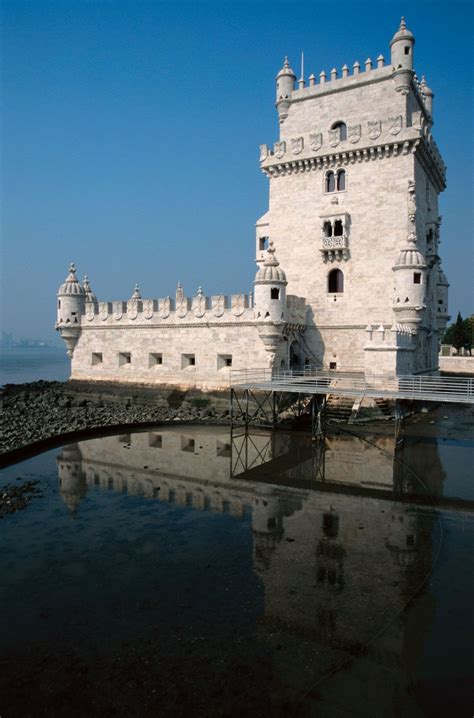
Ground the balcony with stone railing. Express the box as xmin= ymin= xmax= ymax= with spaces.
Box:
xmin=320 ymin=234 xmax=349 ymax=261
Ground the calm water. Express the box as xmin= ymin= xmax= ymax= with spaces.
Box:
xmin=0 ymin=424 xmax=472 ymax=717
xmin=0 ymin=346 xmax=70 ymax=385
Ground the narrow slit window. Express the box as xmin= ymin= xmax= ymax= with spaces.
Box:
xmin=413 ymin=272 xmax=421 ymax=284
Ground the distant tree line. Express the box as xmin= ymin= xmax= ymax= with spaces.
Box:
xmin=442 ymin=313 xmax=473 ymax=354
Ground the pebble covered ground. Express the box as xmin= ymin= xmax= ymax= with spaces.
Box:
xmin=0 ymin=380 xmax=232 ymax=457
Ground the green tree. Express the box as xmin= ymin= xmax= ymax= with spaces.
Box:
xmin=451 ymin=312 xmax=470 ymax=354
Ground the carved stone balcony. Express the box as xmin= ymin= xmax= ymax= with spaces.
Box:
xmin=320 ymin=234 xmax=349 ymax=261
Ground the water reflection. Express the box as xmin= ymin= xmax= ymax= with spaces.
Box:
xmin=53 ymin=426 xmax=449 ymax=714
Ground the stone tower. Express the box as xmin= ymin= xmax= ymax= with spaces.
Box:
xmin=257 ymin=17 xmax=448 ymax=375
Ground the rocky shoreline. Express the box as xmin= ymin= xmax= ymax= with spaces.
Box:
xmin=0 ymin=380 xmax=232 ymax=461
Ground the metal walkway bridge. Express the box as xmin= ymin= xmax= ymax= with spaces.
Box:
xmin=230 ymin=368 xmax=474 ymax=404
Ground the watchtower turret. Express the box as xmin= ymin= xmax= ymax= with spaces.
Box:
xmin=392 ymin=232 xmax=427 ymax=329
xmin=276 ymin=57 xmax=296 ymax=124
xmin=390 ymin=17 xmax=415 ymax=95
xmin=254 ymin=242 xmax=287 ymax=322
xmin=56 ymin=262 xmax=85 ymax=356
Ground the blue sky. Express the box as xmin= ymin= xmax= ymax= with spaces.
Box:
xmin=2 ymin=0 xmax=473 ymax=340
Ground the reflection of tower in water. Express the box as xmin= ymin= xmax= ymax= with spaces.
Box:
xmin=56 ymin=443 xmax=87 ymax=516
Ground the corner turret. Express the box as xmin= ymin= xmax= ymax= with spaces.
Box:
xmin=390 ymin=17 xmax=415 ymax=95
xmin=254 ymin=242 xmax=287 ymax=322
xmin=276 ymin=57 xmax=296 ymax=124
xmin=56 ymin=263 xmax=85 ymax=356
xmin=392 ymin=232 xmax=427 ymax=329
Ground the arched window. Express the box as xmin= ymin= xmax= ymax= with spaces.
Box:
xmin=334 ymin=219 xmax=343 ymax=237
xmin=323 ymin=220 xmax=332 ymax=237
xmin=337 ymin=169 xmax=346 ymax=191
xmin=270 ymin=287 xmax=280 ymax=299
xmin=332 ymin=121 xmax=347 ymax=141
xmin=328 ymin=268 xmax=344 ymax=293
xmin=325 ymin=171 xmax=335 ymax=193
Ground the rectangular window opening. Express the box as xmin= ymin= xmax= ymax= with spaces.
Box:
xmin=217 ymin=354 xmax=233 ymax=370
xmin=181 ymin=436 xmax=195 ymax=453
xmin=259 ymin=237 xmax=269 ymax=251
xmin=91 ymin=352 xmax=103 ymax=366
xmin=404 ymin=46 xmax=410 ymax=55
xmin=119 ymin=352 xmax=132 ymax=366
xmin=149 ymin=352 xmax=163 ymax=367
xmin=329 ymin=361 xmax=337 ymax=370
xmin=181 ymin=353 xmax=196 ymax=368
xmin=413 ymin=272 xmax=421 ymax=284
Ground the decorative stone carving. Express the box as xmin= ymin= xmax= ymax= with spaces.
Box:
xmin=407 ymin=180 xmax=416 ymax=222
xmin=259 ymin=144 xmax=269 ymax=161
xmin=85 ymin=304 xmax=95 ymax=321
xmin=367 ymin=120 xmax=381 ymax=140
xmin=309 ymin=132 xmax=322 ymax=151
xmin=176 ymin=298 xmax=188 ymax=318
xmin=388 ymin=115 xmax=402 ymax=135
xmin=143 ymin=299 xmax=154 ymax=320
xmin=99 ymin=302 xmax=109 ymax=322
xmin=275 ymin=141 xmax=286 ymax=159
xmin=212 ymin=294 xmax=226 ymax=317
xmin=231 ymin=294 xmax=245 ymax=317
xmin=192 ymin=288 xmax=207 ymax=318
xmin=113 ymin=301 xmax=123 ymax=321
xmin=348 ymin=124 xmax=361 ymax=143
xmin=328 ymin=129 xmax=340 ymax=147
xmin=291 ymin=137 xmax=304 ymax=155
xmin=127 ymin=299 xmax=139 ymax=321
xmin=159 ymin=297 xmax=170 ymax=319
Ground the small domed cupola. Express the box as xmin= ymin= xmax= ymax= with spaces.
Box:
xmin=82 ymin=275 xmax=97 ymax=303
xmin=394 ymin=231 xmax=426 ymax=270
xmin=130 ymin=283 xmax=141 ymax=300
xmin=276 ymin=57 xmax=296 ymax=124
xmin=254 ymin=242 xmax=288 ymax=322
xmin=57 ymin=263 xmax=85 ymax=297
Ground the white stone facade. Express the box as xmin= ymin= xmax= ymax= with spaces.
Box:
xmin=56 ymin=18 xmax=449 ymax=388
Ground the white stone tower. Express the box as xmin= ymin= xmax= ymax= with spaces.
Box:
xmin=56 ymin=263 xmax=85 ymax=356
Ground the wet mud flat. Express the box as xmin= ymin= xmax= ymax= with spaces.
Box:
xmin=0 ymin=409 xmax=473 ymax=717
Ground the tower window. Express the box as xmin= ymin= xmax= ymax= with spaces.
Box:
xmin=334 ymin=219 xmax=343 ymax=236
xmin=91 ymin=352 xmax=103 ymax=366
xmin=413 ymin=272 xmax=421 ymax=284
xmin=331 ymin=121 xmax=347 ymax=141
xmin=271 ymin=287 xmax=280 ymax=299
xmin=325 ymin=171 xmax=335 ymax=193
xmin=149 ymin=352 xmax=163 ymax=366
xmin=58 ymin=300 xmax=61 ymax=309
xmin=259 ymin=237 xmax=269 ymax=251
xmin=336 ymin=169 xmax=346 ymax=191
xmin=181 ymin=353 xmax=196 ymax=368
xmin=404 ymin=46 xmax=410 ymax=55
xmin=217 ymin=354 xmax=232 ymax=369
xmin=328 ymin=268 xmax=344 ymax=293
xmin=323 ymin=220 xmax=332 ymax=237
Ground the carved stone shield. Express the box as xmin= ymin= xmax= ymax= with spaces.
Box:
xmin=259 ymin=144 xmax=269 ymax=161
xmin=389 ymin=115 xmax=402 ymax=135
xmin=328 ymin=129 xmax=340 ymax=147
xmin=159 ymin=297 xmax=170 ymax=319
xmin=176 ymin=298 xmax=188 ymax=318
xmin=192 ymin=294 xmax=206 ymax=318
xmin=367 ymin=120 xmax=382 ymax=140
xmin=99 ymin=302 xmax=109 ymax=322
xmin=275 ymin=141 xmax=286 ymax=159
xmin=212 ymin=294 xmax=225 ymax=317
xmin=127 ymin=299 xmax=138 ymax=321
xmin=309 ymin=132 xmax=322 ymax=151
xmin=143 ymin=298 xmax=154 ymax=320
xmin=348 ymin=124 xmax=361 ymax=143
xmin=85 ymin=303 xmax=95 ymax=321
xmin=113 ymin=301 xmax=123 ymax=321
xmin=231 ymin=294 xmax=245 ymax=317
xmin=291 ymin=137 xmax=304 ymax=155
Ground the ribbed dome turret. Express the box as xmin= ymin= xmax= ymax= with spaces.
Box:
xmin=82 ymin=275 xmax=97 ymax=302
xmin=130 ymin=283 xmax=141 ymax=299
xmin=276 ymin=56 xmax=296 ymax=81
xmin=255 ymin=242 xmax=287 ymax=284
xmin=58 ymin=263 xmax=85 ymax=296
xmin=437 ymin=266 xmax=449 ymax=285
xmin=394 ymin=233 xmax=426 ymax=269
xmin=390 ymin=17 xmax=414 ymax=46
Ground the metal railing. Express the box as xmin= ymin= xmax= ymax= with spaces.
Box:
xmin=230 ymin=368 xmax=474 ymax=404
